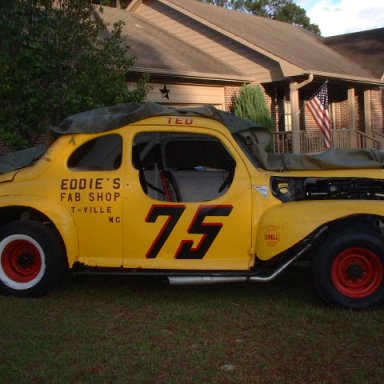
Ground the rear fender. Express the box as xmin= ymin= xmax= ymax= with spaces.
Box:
xmin=256 ymin=200 xmax=384 ymax=261
xmin=0 ymin=196 xmax=78 ymax=267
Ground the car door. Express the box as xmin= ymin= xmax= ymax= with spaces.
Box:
xmin=123 ymin=125 xmax=253 ymax=271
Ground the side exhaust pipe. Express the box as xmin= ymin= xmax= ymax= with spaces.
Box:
xmin=168 ymin=239 xmax=314 ymax=286
xmin=168 ymin=276 xmax=248 ymax=285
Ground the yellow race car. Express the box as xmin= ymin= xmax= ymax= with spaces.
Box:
xmin=0 ymin=102 xmax=383 ymax=309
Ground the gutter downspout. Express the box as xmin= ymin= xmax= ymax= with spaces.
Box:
xmin=290 ymin=74 xmax=314 ymax=153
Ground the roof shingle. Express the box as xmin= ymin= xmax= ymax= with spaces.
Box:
xmin=166 ymin=0 xmax=378 ymax=80
xmin=324 ymin=28 xmax=384 ymax=79
xmin=99 ymin=5 xmax=244 ymax=78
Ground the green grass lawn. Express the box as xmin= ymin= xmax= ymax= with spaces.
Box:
xmin=0 ymin=267 xmax=383 ymax=384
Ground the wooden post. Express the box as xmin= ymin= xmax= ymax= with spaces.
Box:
xmin=289 ymin=74 xmax=314 ymax=153
xmin=116 ymin=0 xmax=121 ymax=8
xmin=348 ymin=87 xmax=358 ymax=148
xmin=290 ymin=82 xmax=300 ymax=153
xmin=364 ymin=89 xmax=372 ymax=140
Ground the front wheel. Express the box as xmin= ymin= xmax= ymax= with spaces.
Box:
xmin=313 ymin=230 xmax=384 ymax=309
xmin=0 ymin=221 xmax=66 ymax=297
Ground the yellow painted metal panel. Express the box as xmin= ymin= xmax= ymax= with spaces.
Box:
xmin=122 ymin=123 xmax=253 ymax=270
xmin=256 ymin=200 xmax=384 ymax=260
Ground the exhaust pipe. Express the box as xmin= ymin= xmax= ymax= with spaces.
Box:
xmin=168 ymin=238 xmax=314 ymax=286
xmin=168 ymin=276 xmax=248 ymax=285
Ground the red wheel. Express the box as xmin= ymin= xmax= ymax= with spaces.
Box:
xmin=331 ymin=247 xmax=383 ymax=299
xmin=0 ymin=235 xmax=45 ymax=288
xmin=313 ymin=229 xmax=384 ymax=309
xmin=0 ymin=221 xmax=66 ymax=297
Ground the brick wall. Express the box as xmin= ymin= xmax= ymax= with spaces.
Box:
xmin=371 ymin=88 xmax=384 ymax=132
xmin=333 ymin=100 xmax=350 ymax=129
xmin=224 ymin=86 xmax=241 ymax=112
xmin=330 ymin=89 xmax=383 ymax=133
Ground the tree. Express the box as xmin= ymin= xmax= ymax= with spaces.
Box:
xmin=267 ymin=0 xmax=320 ymax=34
xmin=93 ymin=0 xmax=130 ymax=8
xmin=0 ymin=0 xmax=149 ymax=149
xmin=234 ymin=84 xmax=274 ymax=151
xmin=200 ymin=0 xmax=320 ymax=35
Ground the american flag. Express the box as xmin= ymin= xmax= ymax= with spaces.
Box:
xmin=308 ymin=82 xmax=332 ymax=149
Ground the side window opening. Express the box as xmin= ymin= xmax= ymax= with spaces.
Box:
xmin=132 ymin=132 xmax=236 ymax=202
xmin=68 ymin=134 xmax=122 ymax=171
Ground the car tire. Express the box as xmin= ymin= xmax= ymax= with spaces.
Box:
xmin=0 ymin=220 xmax=66 ymax=297
xmin=312 ymin=229 xmax=384 ymax=309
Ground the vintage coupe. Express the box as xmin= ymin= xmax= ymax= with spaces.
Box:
xmin=0 ymin=102 xmax=383 ymax=308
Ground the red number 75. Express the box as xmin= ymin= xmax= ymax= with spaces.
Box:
xmin=145 ymin=204 xmax=233 ymax=259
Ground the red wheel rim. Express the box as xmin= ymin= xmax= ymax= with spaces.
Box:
xmin=1 ymin=239 xmax=42 ymax=283
xmin=332 ymin=247 xmax=383 ymax=298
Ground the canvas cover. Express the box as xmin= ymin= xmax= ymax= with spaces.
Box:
xmin=50 ymin=102 xmax=265 ymax=135
xmin=1 ymin=102 xmax=384 ymax=175
xmin=0 ymin=145 xmax=47 ymax=175
xmin=254 ymin=146 xmax=384 ymax=171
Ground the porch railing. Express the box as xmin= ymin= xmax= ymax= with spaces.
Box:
xmin=356 ymin=129 xmax=383 ymax=150
xmin=273 ymin=131 xmax=293 ymax=153
xmin=272 ymin=128 xmax=383 ymax=153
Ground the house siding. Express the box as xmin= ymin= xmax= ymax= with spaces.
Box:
xmin=143 ymin=82 xmax=226 ymax=108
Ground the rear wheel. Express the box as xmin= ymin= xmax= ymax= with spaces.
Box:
xmin=0 ymin=221 xmax=66 ymax=297
xmin=313 ymin=230 xmax=384 ymax=309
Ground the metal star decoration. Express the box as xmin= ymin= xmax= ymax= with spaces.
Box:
xmin=160 ymin=84 xmax=170 ymax=100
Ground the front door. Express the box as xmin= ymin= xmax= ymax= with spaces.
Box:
xmin=123 ymin=126 xmax=253 ymax=271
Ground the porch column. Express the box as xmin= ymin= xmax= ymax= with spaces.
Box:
xmin=290 ymin=83 xmax=300 ymax=153
xmin=289 ymin=74 xmax=314 ymax=153
xmin=348 ymin=87 xmax=358 ymax=147
xmin=364 ymin=89 xmax=372 ymax=137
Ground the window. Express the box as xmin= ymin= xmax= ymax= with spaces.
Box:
xmin=284 ymin=99 xmax=292 ymax=132
xmin=133 ymin=133 xmax=235 ymax=202
xmin=68 ymin=134 xmax=122 ymax=171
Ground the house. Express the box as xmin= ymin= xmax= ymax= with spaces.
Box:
xmin=324 ymin=28 xmax=384 ymax=147
xmin=99 ymin=0 xmax=384 ymax=153
xmin=324 ymin=28 xmax=384 ymax=80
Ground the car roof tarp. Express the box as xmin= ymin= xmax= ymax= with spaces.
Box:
xmin=50 ymin=102 xmax=265 ymax=135
xmin=1 ymin=102 xmax=384 ymax=174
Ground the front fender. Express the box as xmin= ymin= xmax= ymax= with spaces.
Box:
xmin=256 ymin=200 xmax=384 ymax=260
xmin=0 ymin=195 xmax=78 ymax=267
